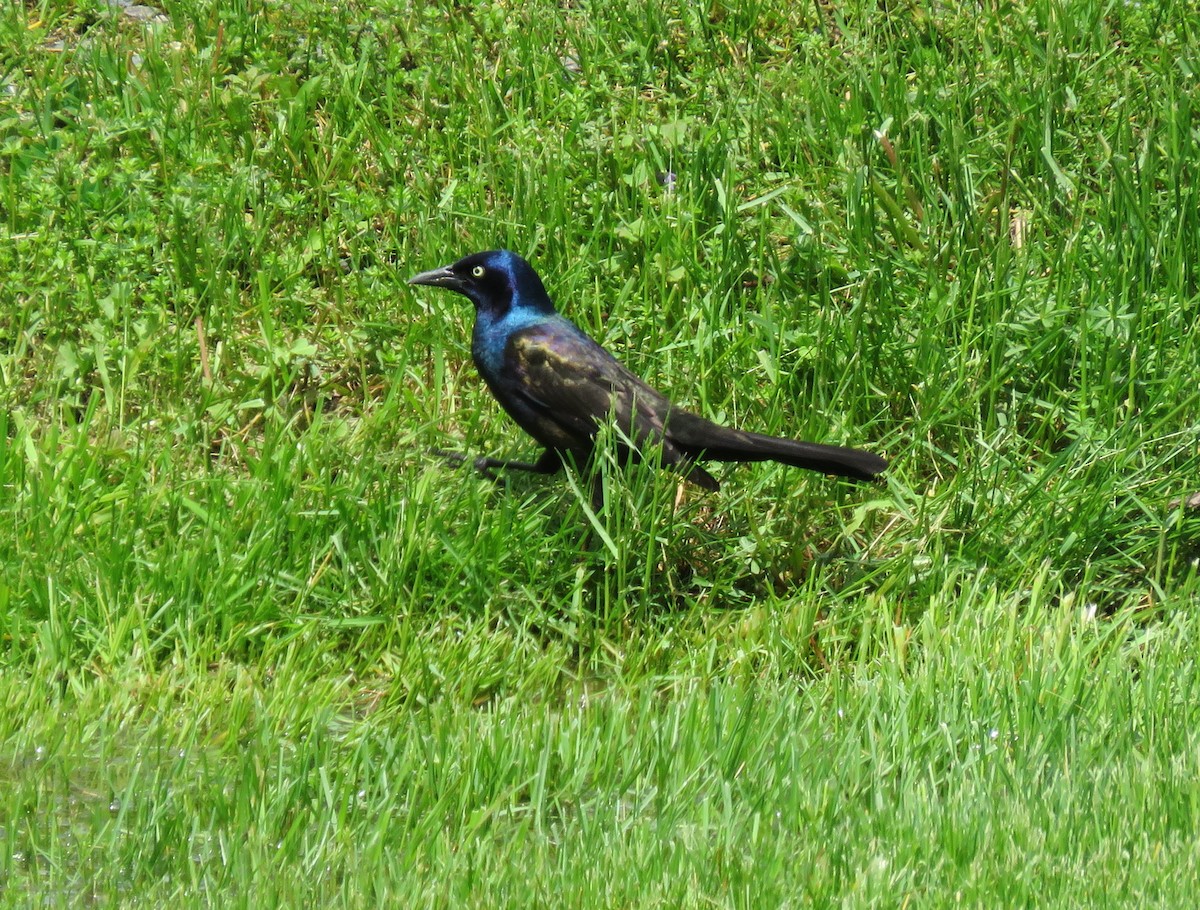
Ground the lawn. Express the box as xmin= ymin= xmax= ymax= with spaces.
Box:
xmin=1 ymin=0 xmax=1198 ymax=905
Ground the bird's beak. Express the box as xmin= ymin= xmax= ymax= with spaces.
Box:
xmin=408 ymin=264 xmax=461 ymax=291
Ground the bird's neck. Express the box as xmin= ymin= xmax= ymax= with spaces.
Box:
xmin=471 ymin=299 xmax=556 ymax=380
xmin=474 ymin=290 xmax=555 ymax=325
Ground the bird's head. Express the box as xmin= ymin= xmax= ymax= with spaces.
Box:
xmin=408 ymin=250 xmax=554 ymax=317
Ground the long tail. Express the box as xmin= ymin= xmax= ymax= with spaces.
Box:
xmin=666 ymin=413 xmax=887 ymax=482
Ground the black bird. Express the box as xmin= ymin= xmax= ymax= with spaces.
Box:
xmin=409 ymin=250 xmax=886 ymax=497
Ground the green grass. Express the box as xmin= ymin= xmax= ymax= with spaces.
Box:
xmin=2 ymin=0 xmax=1198 ymax=904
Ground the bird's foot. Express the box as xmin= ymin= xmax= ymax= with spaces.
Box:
xmin=429 ymin=449 xmax=506 ymax=482
xmin=430 ymin=448 xmax=465 ymax=466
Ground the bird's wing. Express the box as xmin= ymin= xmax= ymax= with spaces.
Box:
xmin=506 ymin=322 xmax=677 ymax=449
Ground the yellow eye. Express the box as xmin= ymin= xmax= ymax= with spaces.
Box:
xmin=471 ymin=265 xmax=485 ymax=278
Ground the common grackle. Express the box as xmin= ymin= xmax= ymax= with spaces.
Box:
xmin=409 ymin=250 xmax=886 ymax=497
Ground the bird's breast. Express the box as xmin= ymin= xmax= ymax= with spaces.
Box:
xmin=471 ymin=308 xmax=548 ymax=383
xmin=471 ymin=320 xmax=512 ymax=384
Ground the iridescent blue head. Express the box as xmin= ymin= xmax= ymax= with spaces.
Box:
xmin=408 ymin=250 xmax=555 ymax=317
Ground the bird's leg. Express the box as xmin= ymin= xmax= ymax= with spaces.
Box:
xmin=472 ymin=449 xmax=563 ymax=481
xmin=432 ymin=448 xmax=563 ymax=482
xmin=588 ymin=473 xmax=604 ymax=516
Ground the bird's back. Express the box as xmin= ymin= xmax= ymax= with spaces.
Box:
xmin=478 ymin=312 xmax=668 ymax=451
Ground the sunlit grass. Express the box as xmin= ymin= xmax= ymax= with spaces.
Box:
xmin=1 ymin=0 xmax=1197 ymax=905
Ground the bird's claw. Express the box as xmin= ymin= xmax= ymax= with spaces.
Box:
xmin=429 ymin=449 xmax=503 ymax=483
xmin=430 ymin=448 xmax=467 ymax=467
